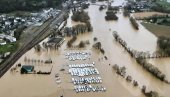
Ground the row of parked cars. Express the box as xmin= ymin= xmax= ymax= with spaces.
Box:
xmin=68 ymin=62 xmax=95 ymax=68
xmin=65 ymin=52 xmax=90 ymax=56
xmin=72 ymin=77 xmax=102 ymax=85
xmin=65 ymin=52 xmax=90 ymax=61
xmin=69 ymin=68 xmax=99 ymax=77
xmin=74 ymin=85 xmax=106 ymax=93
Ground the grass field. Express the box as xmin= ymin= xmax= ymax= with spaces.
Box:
xmin=0 ymin=42 xmax=18 ymax=54
xmin=132 ymin=12 xmax=168 ymax=19
xmin=141 ymin=22 xmax=170 ymax=38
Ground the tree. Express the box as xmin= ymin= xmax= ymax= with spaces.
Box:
xmin=93 ymin=37 xmax=97 ymax=41
xmin=0 ymin=0 xmax=64 ymax=13
xmin=105 ymin=11 xmax=118 ymax=20
xmin=142 ymin=85 xmax=146 ymax=93
xmin=67 ymin=36 xmax=77 ymax=47
xmin=82 ymin=3 xmax=90 ymax=9
xmin=130 ymin=17 xmax=139 ymax=30
xmin=14 ymin=26 xmax=27 ymax=40
xmin=78 ymin=41 xmax=85 ymax=48
xmin=34 ymin=44 xmax=41 ymax=52
xmin=93 ymin=42 xmax=101 ymax=49
xmin=71 ymin=10 xmax=90 ymax=22
xmin=99 ymin=5 xmax=104 ymax=11
xmin=108 ymin=6 xmax=119 ymax=11
xmin=123 ymin=9 xmax=130 ymax=17
xmin=85 ymin=21 xmax=93 ymax=32
xmin=100 ymin=48 xmax=105 ymax=54
xmin=47 ymin=0 xmax=53 ymax=7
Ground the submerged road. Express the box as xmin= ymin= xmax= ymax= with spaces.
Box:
xmin=0 ymin=8 xmax=69 ymax=78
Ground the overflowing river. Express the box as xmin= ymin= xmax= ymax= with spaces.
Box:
xmin=0 ymin=0 xmax=170 ymax=97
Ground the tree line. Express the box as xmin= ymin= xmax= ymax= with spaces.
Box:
xmin=105 ymin=11 xmax=118 ymax=21
xmin=157 ymin=36 xmax=170 ymax=55
xmin=123 ymin=7 xmax=130 ymax=17
xmin=63 ymin=9 xmax=93 ymax=37
xmin=151 ymin=2 xmax=170 ymax=13
xmin=67 ymin=36 xmax=77 ymax=47
xmin=71 ymin=10 xmax=93 ymax=32
xmin=63 ymin=23 xmax=92 ymax=37
xmin=130 ymin=17 xmax=139 ymax=30
xmin=113 ymin=64 xmax=160 ymax=97
xmin=0 ymin=0 xmax=65 ymax=13
xmin=113 ymin=31 xmax=169 ymax=84
xmin=104 ymin=6 xmax=119 ymax=21
xmin=71 ymin=10 xmax=90 ymax=22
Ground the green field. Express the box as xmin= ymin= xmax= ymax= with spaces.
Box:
xmin=0 ymin=42 xmax=18 ymax=54
xmin=141 ymin=22 xmax=170 ymax=38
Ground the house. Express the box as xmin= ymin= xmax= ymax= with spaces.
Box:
xmin=21 ymin=65 xmax=34 ymax=74
xmin=47 ymin=36 xmax=64 ymax=47
xmin=0 ymin=34 xmax=16 ymax=42
xmin=0 ymin=39 xmax=6 ymax=45
xmin=5 ymin=21 xmax=10 ymax=26
xmin=3 ymin=52 xmax=10 ymax=58
xmin=5 ymin=35 xmax=16 ymax=42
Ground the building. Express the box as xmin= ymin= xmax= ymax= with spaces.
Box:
xmin=0 ymin=39 xmax=6 ymax=45
xmin=47 ymin=36 xmax=65 ymax=47
xmin=0 ymin=34 xmax=16 ymax=42
xmin=3 ymin=52 xmax=10 ymax=58
xmin=21 ymin=65 xmax=34 ymax=74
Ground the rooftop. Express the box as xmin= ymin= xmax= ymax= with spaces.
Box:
xmin=0 ymin=39 xmax=6 ymax=45
xmin=21 ymin=65 xmax=34 ymax=72
xmin=47 ymin=37 xmax=63 ymax=44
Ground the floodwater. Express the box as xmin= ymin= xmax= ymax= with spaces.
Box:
xmin=0 ymin=0 xmax=170 ymax=97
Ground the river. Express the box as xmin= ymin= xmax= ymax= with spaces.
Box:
xmin=0 ymin=0 xmax=169 ymax=97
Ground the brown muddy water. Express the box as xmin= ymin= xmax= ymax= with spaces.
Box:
xmin=0 ymin=0 xmax=169 ymax=97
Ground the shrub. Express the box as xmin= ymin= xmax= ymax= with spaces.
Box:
xmin=105 ymin=11 xmax=118 ymax=20
xmin=130 ymin=17 xmax=139 ymax=30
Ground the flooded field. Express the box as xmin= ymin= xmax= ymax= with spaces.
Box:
xmin=132 ymin=12 xmax=168 ymax=19
xmin=141 ymin=22 xmax=170 ymax=38
xmin=0 ymin=0 xmax=170 ymax=97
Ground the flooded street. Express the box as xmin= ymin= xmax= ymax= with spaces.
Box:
xmin=0 ymin=0 xmax=170 ymax=97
